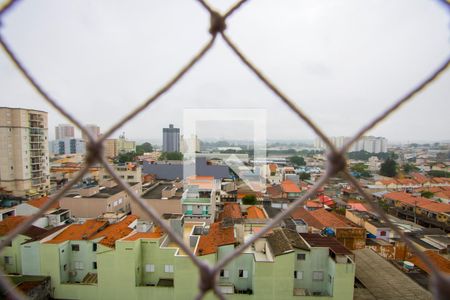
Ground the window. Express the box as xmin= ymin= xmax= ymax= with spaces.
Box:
xmin=71 ymin=244 xmax=80 ymax=251
xmin=4 ymin=256 xmax=12 ymax=265
xmin=297 ymin=253 xmax=306 ymax=260
xmin=93 ymin=262 xmax=97 ymax=269
xmin=238 ymin=269 xmax=248 ymax=278
xmin=294 ymin=270 xmax=303 ymax=280
xmin=328 ymin=274 xmax=333 ymax=283
xmin=63 ymin=264 xmax=68 ymax=271
xmin=312 ymin=271 xmax=324 ymax=281
xmin=74 ymin=261 xmax=84 ymax=270
xmin=164 ymin=264 xmax=174 ymax=273
xmin=127 ymin=175 xmax=134 ymax=179
xmin=145 ymin=264 xmax=155 ymax=273
xmin=220 ymin=269 xmax=229 ymax=278
xmin=92 ymin=243 xmax=97 ymax=252
xmin=118 ymin=198 xmax=123 ymax=204
xmin=380 ymin=231 xmax=386 ymax=237
xmin=113 ymin=201 xmax=118 ymax=207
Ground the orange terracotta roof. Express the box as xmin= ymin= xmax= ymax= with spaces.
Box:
xmin=379 ymin=179 xmax=398 ymax=185
xmin=309 ymin=209 xmax=349 ymax=228
xmin=26 ymin=196 xmax=59 ymax=210
xmin=123 ymin=231 xmax=164 ymax=241
xmin=91 ymin=215 xmax=138 ymax=247
xmin=396 ymin=178 xmax=418 ymax=185
xmin=187 ymin=176 xmax=215 ymax=189
xmin=290 ymin=207 xmax=325 ymax=229
xmin=305 ymin=200 xmax=323 ymax=208
xmin=188 ymin=176 xmax=214 ymax=180
xmin=46 ymin=219 xmax=108 ymax=244
xmin=268 ymin=163 xmax=278 ymax=173
xmin=0 ymin=216 xmax=28 ymax=236
xmin=266 ymin=185 xmax=282 ymax=199
xmin=385 ymin=192 xmax=450 ymax=214
xmin=411 ymin=173 xmax=429 ymax=184
xmin=435 ymin=191 xmax=450 ymax=199
xmin=196 ymin=222 xmax=235 ymax=256
xmin=0 ymin=216 xmax=50 ymax=239
xmin=281 ymin=180 xmax=301 ymax=193
xmin=291 ymin=207 xmax=351 ymax=229
xmin=409 ymin=250 xmax=450 ymax=275
xmin=247 ymin=206 xmax=266 ymax=219
xmin=221 ymin=203 xmax=242 ymax=219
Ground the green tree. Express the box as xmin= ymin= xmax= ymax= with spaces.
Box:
xmin=242 ymin=194 xmax=257 ymax=205
xmin=427 ymin=170 xmax=450 ymax=178
xmin=159 ymin=152 xmax=183 ymax=161
xmin=136 ymin=142 xmax=153 ymax=155
xmin=380 ymin=158 xmax=398 ymax=177
xmin=403 ymin=163 xmax=419 ymax=174
xmin=289 ymin=155 xmax=306 ymax=166
xmin=299 ymin=172 xmax=311 ymax=180
xmin=350 ymin=163 xmax=372 ymax=178
xmin=115 ymin=151 xmax=137 ymax=163
xmin=420 ymin=191 xmax=434 ymax=199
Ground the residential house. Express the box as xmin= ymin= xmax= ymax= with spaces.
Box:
xmin=181 ymin=176 xmax=220 ymax=222
xmin=383 ymin=192 xmax=450 ymax=231
xmin=0 ymin=216 xmax=47 ymax=274
xmin=60 ymin=182 xmax=141 ymax=218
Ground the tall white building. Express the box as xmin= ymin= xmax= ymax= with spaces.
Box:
xmin=55 ymin=124 xmax=74 ymax=140
xmin=314 ymin=136 xmax=387 ymax=153
xmin=0 ymin=107 xmax=50 ymax=197
xmin=50 ymin=138 xmax=86 ymax=155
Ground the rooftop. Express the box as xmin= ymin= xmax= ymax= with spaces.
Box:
xmin=0 ymin=216 xmax=47 ymax=238
xmin=196 ymin=222 xmax=236 ymax=256
xmin=281 ymin=180 xmax=301 ymax=193
xmin=291 ymin=207 xmax=351 ymax=230
xmin=220 ymin=203 xmax=242 ymax=220
xmin=142 ymin=183 xmax=181 ymax=199
xmin=246 ymin=206 xmax=266 ymax=219
xmin=91 ymin=215 xmax=138 ymax=248
xmin=46 ymin=219 xmax=108 ymax=243
xmin=300 ymin=233 xmax=352 ymax=255
xmin=26 ymin=196 xmax=59 ymax=210
xmin=385 ymin=192 xmax=450 ymax=214
xmin=409 ymin=250 xmax=450 ymax=275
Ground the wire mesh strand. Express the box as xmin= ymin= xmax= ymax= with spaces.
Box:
xmin=0 ymin=0 xmax=449 ymax=299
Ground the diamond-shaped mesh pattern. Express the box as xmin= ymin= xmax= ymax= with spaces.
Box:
xmin=1 ymin=1 xmax=449 ymax=299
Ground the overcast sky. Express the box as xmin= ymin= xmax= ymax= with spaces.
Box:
xmin=1 ymin=0 xmax=449 ymax=144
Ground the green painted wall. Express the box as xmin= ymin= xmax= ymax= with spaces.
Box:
xmin=0 ymin=234 xmax=28 ymax=274
xmin=217 ymin=245 xmax=254 ymax=292
xmin=21 ymin=241 xmax=41 ymax=275
xmin=17 ymin=236 xmax=355 ymax=300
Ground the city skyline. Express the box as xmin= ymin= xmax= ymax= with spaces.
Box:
xmin=1 ymin=0 xmax=449 ymax=142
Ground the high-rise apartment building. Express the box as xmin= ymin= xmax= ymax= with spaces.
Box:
xmin=162 ymin=124 xmax=180 ymax=152
xmin=0 ymin=107 xmax=50 ymax=197
xmin=82 ymin=124 xmax=101 ymax=140
xmin=104 ymin=134 xmax=136 ymax=158
xmin=50 ymin=138 xmax=86 ymax=155
xmin=314 ymin=136 xmax=387 ymax=153
xmin=55 ymin=124 xmax=74 ymax=140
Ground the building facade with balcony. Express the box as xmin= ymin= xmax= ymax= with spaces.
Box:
xmin=0 ymin=107 xmax=50 ymax=197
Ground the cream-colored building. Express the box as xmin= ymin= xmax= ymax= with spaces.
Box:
xmin=104 ymin=136 xmax=136 ymax=158
xmin=0 ymin=107 xmax=50 ymax=197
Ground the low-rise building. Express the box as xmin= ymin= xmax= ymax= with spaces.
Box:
xmin=181 ymin=176 xmax=220 ymax=222
xmin=99 ymin=163 xmax=142 ymax=185
xmin=383 ymin=191 xmax=450 ymax=232
xmin=60 ymin=182 xmax=141 ymax=218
